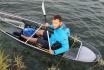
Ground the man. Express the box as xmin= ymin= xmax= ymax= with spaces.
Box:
xmin=18 ymin=15 xmax=70 ymax=55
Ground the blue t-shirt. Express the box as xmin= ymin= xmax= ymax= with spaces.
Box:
xmin=23 ymin=28 xmax=36 ymax=37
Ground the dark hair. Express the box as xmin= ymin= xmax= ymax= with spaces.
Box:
xmin=53 ymin=15 xmax=62 ymax=22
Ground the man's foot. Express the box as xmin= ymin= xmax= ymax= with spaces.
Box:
xmin=13 ymin=32 xmax=21 ymax=37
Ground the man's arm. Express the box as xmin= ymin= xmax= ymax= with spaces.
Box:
xmin=54 ymin=38 xmax=69 ymax=55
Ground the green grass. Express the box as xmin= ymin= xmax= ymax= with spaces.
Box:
xmin=0 ymin=49 xmax=9 ymax=70
xmin=14 ymin=55 xmax=26 ymax=70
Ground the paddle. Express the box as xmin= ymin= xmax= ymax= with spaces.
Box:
xmin=42 ymin=0 xmax=46 ymax=23
xmin=42 ymin=0 xmax=51 ymax=51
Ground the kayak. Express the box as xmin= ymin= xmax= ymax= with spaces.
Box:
xmin=0 ymin=11 xmax=102 ymax=63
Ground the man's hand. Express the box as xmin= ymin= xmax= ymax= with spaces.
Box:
xmin=44 ymin=23 xmax=50 ymax=27
xmin=49 ymin=49 xmax=54 ymax=55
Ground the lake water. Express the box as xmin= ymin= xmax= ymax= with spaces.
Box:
xmin=0 ymin=0 xmax=104 ymax=70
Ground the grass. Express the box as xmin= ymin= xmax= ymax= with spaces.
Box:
xmin=0 ymin=49 xmax=9 ymax=70
xmin=14 ymin=55 xmax=26 ymax=70
xmin=0 ymin=48 xmax=26 ymax=70
xmin=71 ymin=34 xmax=79 ymax=48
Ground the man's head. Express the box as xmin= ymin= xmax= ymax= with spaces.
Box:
xmin=52 ymin=15 xmax=62 ymax=29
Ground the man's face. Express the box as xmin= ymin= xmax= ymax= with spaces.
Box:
xmin=52 ymin=19 xmax=61 ymax=29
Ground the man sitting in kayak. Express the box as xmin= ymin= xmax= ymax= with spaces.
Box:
xmin=14 ymin=15 xmax=70 ymax=55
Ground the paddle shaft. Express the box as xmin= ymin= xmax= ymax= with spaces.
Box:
xmin=47 ymin=30 xmax=51 ymax=50
xmin=42 ymin=0 xmax=52 ymax=50
xmin=44 ymin=15 xmax=47 ymax=23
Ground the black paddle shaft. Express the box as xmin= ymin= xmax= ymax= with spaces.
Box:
xmin=44 ymin=15 xmax=47 ymax=23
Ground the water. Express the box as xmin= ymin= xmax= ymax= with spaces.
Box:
xmin=0 ymin=0 xmax=104 ymax=70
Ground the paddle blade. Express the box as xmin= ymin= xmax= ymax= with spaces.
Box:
xmin=42 ymin=0 xmax=46 ymax=15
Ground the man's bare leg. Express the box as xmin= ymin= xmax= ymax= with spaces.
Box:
xmin=20 ymin=29 xmax=45 ymax=44
xmin=21 ymin=35 xmax=38 ymax=44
